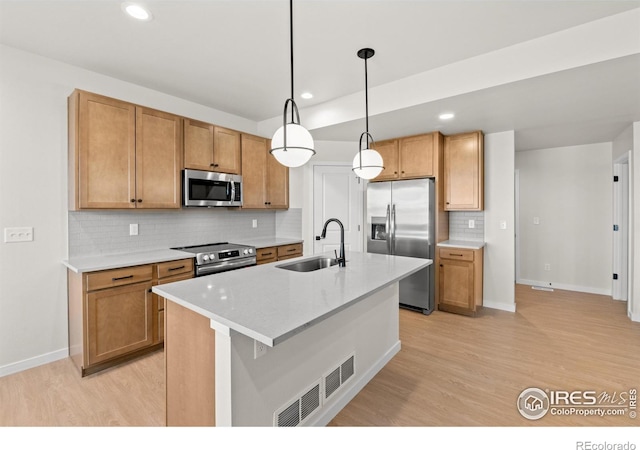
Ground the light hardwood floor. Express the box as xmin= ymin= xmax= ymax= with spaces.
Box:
xmin=1 ymin=284 xmax=638 ymax=427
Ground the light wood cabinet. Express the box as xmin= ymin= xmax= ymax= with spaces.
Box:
xmin=184 ymin=119 xmax=241 ymax=174
xmin=241 ymin=134 xmax=289 ymax=209
xmin=437 ymin=247 xmax=483 ymax=317
xmin=443 ymin=131 xmax=484 ymax=211
xmin=152 ymin=259 xmax=194 ymax=345
xmin=371 ymin=132 xmax=438 ymax=182
xmin=256 ymin=243 xmax=303 ymax=265
xmin=68 ymin=258 xmax=194 ymax=376
xmin=68 ymin=90 xmax=182 ymax=210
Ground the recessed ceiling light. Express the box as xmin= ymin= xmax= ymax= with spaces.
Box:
xmin=439 ymin=113 xmax=455 ymax=120
xmin=300 ymin=92 xmax=313 ymax=100
xmin=122 ymin=3 xmax=152 ymax=21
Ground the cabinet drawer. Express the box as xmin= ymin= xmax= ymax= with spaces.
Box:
xmin=277 ymin=243 xmax=302 ymax=258
xmin=156 ymin=259 xmax=194 ymax=279
xmin=86 ymin=265 xmax=153 ymax=292
xmin=439 ymin=248 xmax=474 ymax=262
xmin=256 ymin=247 xmax=277 ymax=262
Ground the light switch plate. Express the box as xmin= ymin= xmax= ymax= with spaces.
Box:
xmin=252 ymin=219 xmax=258 ymax=228
xmin=4 ymin=227 xmax=34 ymax=243
xmin=468 ymin=219 xmax=475 ymax=229
xmin=500 ymin=220 xmax=507 ymax=230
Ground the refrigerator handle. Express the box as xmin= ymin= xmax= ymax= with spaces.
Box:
xmin=390 ymin=204 xmax=396 ymax=255
xmin=385 ymin=204 xmax=391 ymax=255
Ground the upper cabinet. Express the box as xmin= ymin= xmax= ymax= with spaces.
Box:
xmin=68 ymin=90 xmax=182 ymax=210
xmin=183 ymin=119 xmax=241 ymax=174
xmin=443 ymin=131 xmax=484 ymax=211
xmin=371 ymin=132 xmax=438 ymax=182
xmin=241 ymin=134 xmax=289 ymax=209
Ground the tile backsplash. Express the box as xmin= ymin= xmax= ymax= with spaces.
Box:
xmin=448 ymin=211 xmax=484 ymax=241
xmin=69 ymin=208 xmax=302 ymax=257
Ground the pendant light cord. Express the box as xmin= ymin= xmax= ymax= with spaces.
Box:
xmin=289 ymin=0 xmax=295 ymax=122
xmin=364 ymin=53 xmax=369 ymax=137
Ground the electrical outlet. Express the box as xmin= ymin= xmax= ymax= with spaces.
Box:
xmin=4 ymin=227 xmax=34 ymax=243
xmin=129 ymin=224 xmax=138 ymax=236
xmin=533 ymin=217 xmax=540 ymax=225
xmin=544 ymin=264 xmax=551 ymax=271
xmin=468 ymin=219 xmax=475 ymax=229
xmin=252 ymin=219 xmax=257 ymax=228
xmin=254 ymin=340 xmax=267 ymax=359
xmin=500 ymin=220 xmax=507 ymax=230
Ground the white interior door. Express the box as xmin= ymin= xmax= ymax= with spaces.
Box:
xmin=313 ymin=165 xmax=364 ymax=255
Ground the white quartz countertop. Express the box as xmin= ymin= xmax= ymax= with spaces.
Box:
xmin=153 ymin=251 xmax=431 ymax=347
xmin=437 ymin=240 xmax=485 ymax=250
xmin=240 ymin=237 xmax=303 ymax=248
xmin=63 ymin=249 xmax=195 ymax=273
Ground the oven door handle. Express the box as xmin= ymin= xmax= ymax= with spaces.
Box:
xmin=196 ymin=257 xmax=256 ymax=276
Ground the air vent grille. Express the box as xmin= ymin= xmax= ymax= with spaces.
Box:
xmin=277 ymin=400 xmax=301 ymax=427
xmin=325 ymin=367 xmax=341 ymax=399
xmin=324 ymin=353 xmax=356 ymax=401
xmin=301 ymin=385 xmax=320 ymax=421
xmin=341 ymin=355 xmax=355 ymax=383
xmin=274 ymin=379 xmax=322 ymax=427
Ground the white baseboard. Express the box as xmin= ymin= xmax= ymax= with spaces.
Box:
xmin=0 ymin=348 xmax=68 ymax=378
xmin=518 ymin=279 xmax=611 ymax=296
xmin=482 ymin=300 xmax=516 ymax=313
xmin=630 ymin=310 xmax=640 ymax=323
xmin=307 ymin=340 xmax=401 ymax=427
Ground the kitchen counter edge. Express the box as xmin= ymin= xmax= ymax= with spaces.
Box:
xmin=437 ymin=240 xmax=485 ymax=250
xmin=62 ymin=249 xmax=195 ymax=273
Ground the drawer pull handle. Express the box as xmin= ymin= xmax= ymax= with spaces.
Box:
xmin=262 ymin=252 xmax=273 ymax=256
xmin=168 ymin=265 xmax=186 ymax=271
xmin=287 ymin=248 xmax=297 ymax=252
xmin=112 ymin=275 xmax=134 ymax=281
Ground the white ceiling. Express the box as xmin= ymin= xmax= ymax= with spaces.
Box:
xmin=1 ymin=0 xmax=639 ymax=151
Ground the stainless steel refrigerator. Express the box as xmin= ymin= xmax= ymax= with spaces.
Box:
xmin=366 ymin=178 xmax=435 ymax=314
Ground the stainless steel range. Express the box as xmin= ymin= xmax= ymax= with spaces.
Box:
xmin=171 ymin=242 xmax=256 ymax=277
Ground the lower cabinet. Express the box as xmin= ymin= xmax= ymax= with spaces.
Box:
xmin=68 ymin=258 xmax=193 ymax=376
xmin=256 ymin=243 xmax=303 ymax=265
xmin=437 ymin=247 xmax=483 ymax=317
xmin=152 ymin=259 xmax=195 ymax=345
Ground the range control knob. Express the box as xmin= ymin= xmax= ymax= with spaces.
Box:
xmin=202 ymin=255 xmax=210 ymax=261
xmin=248 ymin=248 xmax=253 ymax=254
xmin=210 ymin=254 xmax=215 ymax=260
xmin=243 ymin=249 xmax=249 ymax=255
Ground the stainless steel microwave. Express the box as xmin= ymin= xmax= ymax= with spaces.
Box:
xmin=183 ymin=169 xmax=243 ymax=207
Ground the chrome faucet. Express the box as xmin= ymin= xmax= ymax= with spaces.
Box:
xmin=315 ymin=218 xmax=346 ymax=267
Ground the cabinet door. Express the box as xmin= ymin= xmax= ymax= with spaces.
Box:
xmin=86 ymin=281 xmax=153 ymax=365
xmin=135 ymin=107 xmax=183 ymax=208
xmin=184 ymin=118 xmax=214 ymax=171
xmin=213 ymin=126 xmax=242 ymax=174
xmin=399 ymin=134 xmax=434 ymax=178
xmin=438 ymin=259 xmax=475 ymax=312
xmin=77 ymin=91 xmax=136 ymax=209
xmin=241 ymin=134 xmax=267 ymax=209
xmin=371 ymin=139 xmax=399 ymax=181
xmin=267 ymin=145 xmax=289 ymax=209
xmin=444 ymin=131 xmax=484 ymax=210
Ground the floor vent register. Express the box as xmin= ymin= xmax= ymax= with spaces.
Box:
xmin=274 ymin=353 xmax=356 ymax=427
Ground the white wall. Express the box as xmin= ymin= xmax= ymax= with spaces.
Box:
xmin=483 ymin=131 xmax=516 ymax=312
xmin=516 ymin=142 xmax=613 ymax=295
xmin=0 ymin=45 xmax=260 ymax=376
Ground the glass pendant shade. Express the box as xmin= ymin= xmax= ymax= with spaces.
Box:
xmin=352 ymin=148 xmax=384 ymax=179
xmin=270 ymin=123 xmax=315 ymax=168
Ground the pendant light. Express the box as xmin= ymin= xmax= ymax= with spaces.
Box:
xmin=270 ymin=0 xmax=315 ymax=168
xmin=352 ymin=48 xmax=384 ymax=180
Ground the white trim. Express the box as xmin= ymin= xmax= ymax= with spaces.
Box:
xmin=518 ymin=279 xmax=611 ymax=296
xmin=630 ymin=310 xmax=640 ymax=322
xmin=0 ymin=348 xmax=68 ymax=378
xmin=515 ymin=169 xmax=520 ymax=283
xmin=305 ymin=340 xmax=401 ymax=427
xmin=612 ymin=160 xmax=629 ymax=301
xmin=482 ymin=300 xmax=516 ymax=313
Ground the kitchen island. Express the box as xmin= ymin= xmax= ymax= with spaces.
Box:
xmin=153 ymin=251 xmax=430 ymax=426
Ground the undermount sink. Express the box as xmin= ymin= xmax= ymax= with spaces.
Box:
xmin=276 ymin=256 xmax=339 ymax=273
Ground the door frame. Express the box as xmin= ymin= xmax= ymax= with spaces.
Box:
xmin=613 ymin=153 xmax=630 ymax=301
